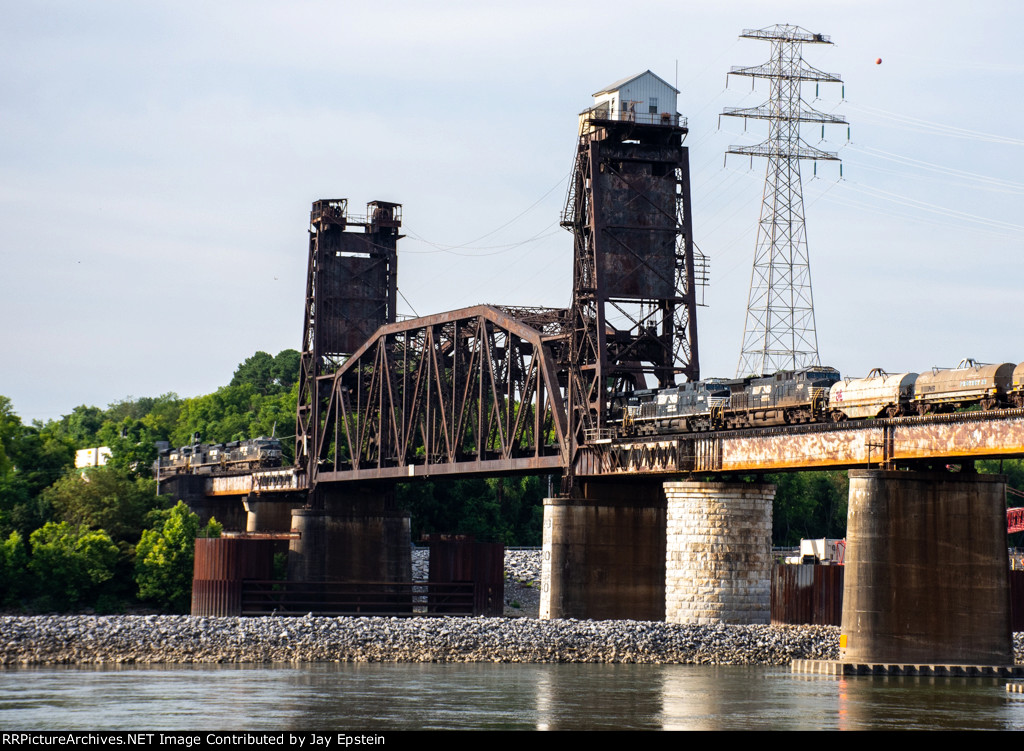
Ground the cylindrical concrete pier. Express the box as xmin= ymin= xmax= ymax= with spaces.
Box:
xmin=840 ymin=469 xmax=1011 ymax=666
xmin=288 ymin=488 xmax=411 ymax=583
xmin=244 ymin=497 xmax=303 ymax=533
xmin=663 ymin=481 xmax=775 ymax=625
xmin=540 ymin=481 xmax=666 ymax=621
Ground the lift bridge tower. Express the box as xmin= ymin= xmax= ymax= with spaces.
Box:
xmin=294 ymin=198 xmax=402 ymax=493
xmin=561 ymin=71 xmax=705 ymax=455
xmin=723 ymin=25 xmax=846 ymax=377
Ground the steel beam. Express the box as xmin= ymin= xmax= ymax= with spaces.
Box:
xmin=575 ymin=410 xmax=1024 ymax=476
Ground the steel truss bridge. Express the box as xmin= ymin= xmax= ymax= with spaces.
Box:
xmin=308 ymin=305 xmax=569 ymax=486
xmin=221 ymin=386 xmax=1024 ymax=500
xmin=265 ymin=105 xmax=1024 ymax=500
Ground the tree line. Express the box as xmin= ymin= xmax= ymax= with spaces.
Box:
xmin=0 ymin=349 xmax=298 ymax=613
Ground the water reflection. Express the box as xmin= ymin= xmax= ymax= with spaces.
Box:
xmin=2 ymin=663 xmax=1024 ymax=731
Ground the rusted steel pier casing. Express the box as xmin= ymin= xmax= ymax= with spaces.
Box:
xmin=841 ymin=469 xmax=1012 ymax=665
xmin=540 ymin=481 xmax=666 ymax=621
xmin=192 ymin=537 xmax=277 ymax=616
xmin=288 ymin=489 xmax=411 ymax=583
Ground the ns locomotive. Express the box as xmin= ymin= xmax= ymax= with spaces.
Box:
xmin=156 ymin=436 xmax=284 ymax=476
xmin=617 ymin=358 xmax=1024 ymax=437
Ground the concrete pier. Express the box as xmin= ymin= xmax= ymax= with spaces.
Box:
xmin=540 ymin=481 xmax=666 ymax=621
xmin=287 ymin=486 xmax=411 ymax=583
xmin=663 ymin=481 xmax=775 ymax=625
xmin=839 ymin=469 xmax=1012 ymax=666
xmin=187 ymin=496 xmax=248 ymax=533
xmin=161 ymin=474 xmax=248 ymax=531
xmin=243 ymin=497 xmax=303 ymax=533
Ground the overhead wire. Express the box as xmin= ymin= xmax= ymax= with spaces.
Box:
xmin=848 ymin=102 xmax=1024 ymax=146
xmin=403 ymin=171 xmax=569 ymax=254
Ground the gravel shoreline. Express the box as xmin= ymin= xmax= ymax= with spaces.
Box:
xmin=3 ymin=616 xmax=1022 ymax=666
xmin=6 ymin=550 xmax=1021 ymax=667
xmin=1 ymin=615 xmax=843 ymax=665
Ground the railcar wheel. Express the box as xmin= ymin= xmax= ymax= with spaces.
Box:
xmin=980 ymin=398 xmax=999 ymax=411
xmin=830 ymin=411 xmax=846 ymax=423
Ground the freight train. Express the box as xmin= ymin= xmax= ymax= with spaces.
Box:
xmin=155 ymin=436 xmax=284 ymax=475
xmin=617 ymin=359 xmax=1024 ymax=437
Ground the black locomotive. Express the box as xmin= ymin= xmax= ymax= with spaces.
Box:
xmin=155 ymin=436 xmax=284 ymax=476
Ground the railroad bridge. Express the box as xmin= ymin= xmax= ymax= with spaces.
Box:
xmin=177 ymin=74 xmax=1022 ymax=669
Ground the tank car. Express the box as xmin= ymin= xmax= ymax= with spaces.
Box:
xmin=723 ymin=366 xmax=840 ymax=428
xmin=829 ymin=368 xmax=918 ymax=421
xmin=1008 ymin=362 xmax=1024 ymax=408
xmin=912 ymin=358 xmax=1014 ymax=414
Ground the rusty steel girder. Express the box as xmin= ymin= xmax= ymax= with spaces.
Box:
xmin=575 ymin=410 xmax=1024 ymax=476
xmin=308 ymin=305 xmax=570 ymax=489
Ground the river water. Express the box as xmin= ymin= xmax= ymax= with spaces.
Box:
xmin=3 ymin=663 xmax=1024 ymax=731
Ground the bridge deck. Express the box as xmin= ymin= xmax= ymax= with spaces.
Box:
xmin=201 ymin=410 xmax=1024 ymax=496
xmin=576 ymin=409 xmax=1024 ymax=476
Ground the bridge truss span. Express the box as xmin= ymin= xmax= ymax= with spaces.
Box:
xmin=310 ymin=305 xmax=570 ymax=486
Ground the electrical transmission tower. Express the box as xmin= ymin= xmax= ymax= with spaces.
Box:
xmin=723 ymin=25 xmax=846 ymax=376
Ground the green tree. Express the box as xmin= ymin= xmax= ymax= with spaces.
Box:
xmin=28 ymin=522 xmax=119 ymax=611
xmin=41 ymin=465 xmax=167 ymax=548
xmin=96 ymin=418 xmax=160 ymax=479
xmin=135 ymin=501 xmax=221 ymax=613
xmin=770 ymin=470 xmax=848 ymax=546
xmin=0 ymin=398 xmax=74 ymax=539
xmin=271 ymin=349 xmax=301 ymax=391
xmin=979 ymin=458 xmax=1024 ymax=546
xmin=0 ymin=531 xmax=28 ymax=606
xmin=230 ymin=351 xmax=276 ymax=395
xmin=399 ymin=475 xmax=546 ymax=545
xmin=53 ymin=404 xmax=105 ymax=448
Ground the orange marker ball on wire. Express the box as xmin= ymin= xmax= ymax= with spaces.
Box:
xmin=875 ymin=57 xmax=882 ymax=64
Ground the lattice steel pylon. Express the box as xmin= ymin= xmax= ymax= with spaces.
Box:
xmin=722 ymin=25 xmax=846 ymax=377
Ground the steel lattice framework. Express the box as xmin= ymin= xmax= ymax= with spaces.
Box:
xmin=309 ymin=305 xmax=569 ymax=485
xmin=562 ymin=108 xmax=702 ymax=453
xmin=294 ymin=200 xmax=570 ymax=495
xmin=723 ymin=25 xmax=846 ymax=377
xmin=295 ymin=199 xmax=402 ymax=487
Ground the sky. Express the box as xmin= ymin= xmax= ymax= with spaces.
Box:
xmin=3 ymin=0 xmax=1023 ymax=423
